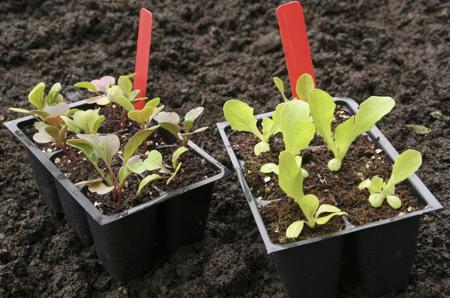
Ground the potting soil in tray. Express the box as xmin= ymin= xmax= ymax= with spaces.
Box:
xmin=229 ymin=107 xmax=423 ymax=244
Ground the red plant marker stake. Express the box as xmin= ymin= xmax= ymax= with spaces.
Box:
xmin=277 ymin=1 xmax=315 ymax=98
xmin=133 ymin=8 xmax=153 ymax=110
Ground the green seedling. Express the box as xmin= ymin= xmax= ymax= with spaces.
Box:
xmin=278 ymin=151 xmax=347 ymax=238
xmin=67 ymin=128 xmax=159 ymax=202
xmin=358 ymin=149 xmax=422 ymax=209
xmin=154 ymin=107 xmax=208 ymax=146
xmin=61 ymin=108 xmax=105 ymax=135
xmin=260 ymin=155 xmax=309 ymax=178
xmin=10 ymin=82 xmax=65 ymax=121
xmin=120 ymin=97 xmax=163 ymax=130
xmin=309 ymin=88 xmax=395 ymax=171
xmin=273 ymin=73 xmax=315 ymax=101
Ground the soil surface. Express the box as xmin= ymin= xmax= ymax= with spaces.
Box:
xmin=1 ymin=0 xmax=448 ymax=297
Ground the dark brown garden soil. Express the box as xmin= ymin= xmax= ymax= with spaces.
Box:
xmin=1 ymin=0 xmax=448 ymax=297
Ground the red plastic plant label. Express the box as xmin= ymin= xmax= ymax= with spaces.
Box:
xmin=277 ymin=1 xmax=315 ymax=98
xmin=133 ymin=8 xmax=153 ymax=110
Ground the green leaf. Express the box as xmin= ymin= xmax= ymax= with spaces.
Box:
xmin=430 ymin=111 xmax=444 ymax=121
xmin=86 ymin=95 xmax=110 ymax=105
xmin=47 ymin=83 xmax=63 ymax=105
xmin=279 ymin=151 xmax=304 ymax=201
xmin=295 ymin=73 xmax=314 ymax=101
xmin=309 ymin=89 xmax=337 ymax=155
xmin=60 ymin=115 xmax=80 ymax=133
xmin=279 ymin=100 xmax=315 ymax=154
xmin=254 ymin=141 xmax=270 ymax=156
xmin=358 ymin=178 xmax=372 ymax=190
xmin=115 ymin=95 xmax=135 ymax=111
xmin=77 ymin=134 xmax=120 ymax=168
xmin=33 ymin=127 xmax=54 ymax=143
xmin=126 ymin=155 xmax=146 ymax=174
xmin=368 ymin=193 xmax=383 ymax=208
xmin=286 ymin=220 xmax=304 ymax=238
xmin=118 ymin=75 xmax=133 ymax=94
xmin=388 ymin=149 xmax=422 ymax=186
xmin=154 ymin=111 xmax=181 ymax=137
xmin=86 ymin=180 xmax=114 ymax=195
xmin=184 ymin=107 xmax=204 ymax=132
xmin=405 ymin=124 xmax=431 ymax=135
xmin=261 ymin=117 xmax=274 ymax=142
xmin=386 ymin=195 xmax=401 ymax=209
xmin=118 ymin=166 xmax=131 ymax=184
xmin=123 ymin=126 xmax=158 ymax=162
xmin=28 ymin=82 xmax=46 ymax=110
xmin=145 ymin=97 xmax=161 ymax=109
xmin=315 ymin=204 xmax=347 ymax=225
xmin=299 ymin=194 xmax=320 ymax=228
xmin=172 ymin=146 xmax=188 ymax=168
xmin=137 ymin=174 xmax=161 ymax=195
xmin=106 ymin=85 xmax=124 ymax=101
xmin=72 ymin=109 xmax=104 ymax=134
xmin=369 ymin=176 xmax=384 ymax=193
xmin=273 ymin=77 xmax=288 ymax=102
xmin=260 ymin=163 xmax=279 ymax=175
xmin=74 ymin=82 xmax=98 ymax=93
xmin=44 ymin=102 xmax=70 ymax=117
xmin=143 ymin=150 xmax=164 ymax=171
xmin=223 ymin=99 xmax=263 ymax=141
xmin=128 ymin=107 xmax=153 ymax=126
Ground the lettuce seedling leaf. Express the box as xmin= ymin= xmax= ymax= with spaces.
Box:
xmin=77 ymin=134 xmax=120 ymax=168
xmin=309 ymin=89 xmax=336 ymax=155
xmin=143 ymin=150 xmax=164 ymax=172
xmin=405 ymin=124 xmax=431 ymax=135
xmin=260 ymin=163 xmax=279 ymax=175
xmin=123 ymin=126 xmax=159 ymax=162
xmin=295 ymin=73 xmax=314 ymax=101
xmin=33 ymin=126 xmax=55 ymax=143
xmin=388 ymin=149 xmax=422 ymax=186
xmin=137 ymin=174 xmax=161 ymax=195
xmin=314 ymin=204 xmax=347 ymax=225
xmin=273 ymin=77 xmax=288 ymax=102
xmin=223 ymin=99 xmax=263 ymax=141
xmin=279 ymin=151 xmax=304 ymax=200
xmin=72 ymin=109 xmax=105 ymax=134
xmin=154 ymin=111 xmax=181 ymax=136
xmin=184 ymin=107 xmax=204 ymax=133
xmin=28 ymin=82 xmax=46 ymax=110
xmin=115 ymin=95 xmax=135 ymax=112
xmin=74 ymin=82 xmax=98 ymax=93
xmin=118 ymin=75 xmax=133 ymax=95
xmin=172 ymin=146 xmax=188 ymax=168
xmin=279 ymin=100 xmax=315 ymax=155
xmin=254 ymin=141 xmax=270 ymax=156
xmin=167 ymin=163 xmax=182 ymax=185
xmin=47 ymin=83 xmax=63 ymax=105
xmin=286 ymin=220 xmax=304 ymax=238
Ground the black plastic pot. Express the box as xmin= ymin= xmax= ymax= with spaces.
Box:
xmin=5 ymin=100 xmax=229 ymax=280
xmin=217 ymin=97 xmax=442 ymax=297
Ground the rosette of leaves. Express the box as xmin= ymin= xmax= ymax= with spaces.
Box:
xmin=74 ymin=74 xmax=141 ymax=106
xmin=308 ymin=88 xmax=395 ymax=171
xmin=115 ymin=97 xmax=164 ymax=130
xmin=154 ymin=107 xmax=208 ymax=146
xmin=278 ymin=151 xmax=347 ymax=238
xmin=358 ymin=149 xmax=422 ymax=209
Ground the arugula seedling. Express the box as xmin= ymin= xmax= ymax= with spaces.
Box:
xmin=154 ymin=107 xmax=208 ymax=146
xmin=358 ymin=149 xmax=422 ymax=209
xmin=273 ymin=73 xmax=315 ymax=101
xmin=61 ymin=108 xmax=105 ymax=135
xmin=309 ymin=88 xmax=395 ymax=171
xmin=278 ymin=151 xmax=347 ymax=238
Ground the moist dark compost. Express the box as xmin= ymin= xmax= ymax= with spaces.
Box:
xmin=0 ymin=0 xmax=448 ymax=297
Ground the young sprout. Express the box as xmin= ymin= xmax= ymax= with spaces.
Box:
xmin=75 ymin=74 xmax=145 ymax=128
xmin=358 ymin=149 xmax=422 ymax=209
xmin=120 ymin=97 xmax=163 ymax=130
xmin=10 ymin=82 xmax=65 ymax=121
xmin=61 ymin=109 xmax=105 ymax=135
xmin=260 ymin=155 xmax=309 ymax=178
xmin=273 ymin=73 xmax=315 ymax=101
xmin=154 ymin=107 xmax=208 ymax=146
xmin=309 ymin=88 xmax=395 ymax=171
xmin=223 ymin=100 xmax=274 ymax=155
xmin=278 ymin=151 xmax=347 ymax=238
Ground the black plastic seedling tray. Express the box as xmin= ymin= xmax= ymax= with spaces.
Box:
xmin=5 ymin=100 xmax=229 ymax=280
xmin=217 ymin=97 xmax=442 ymax=298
